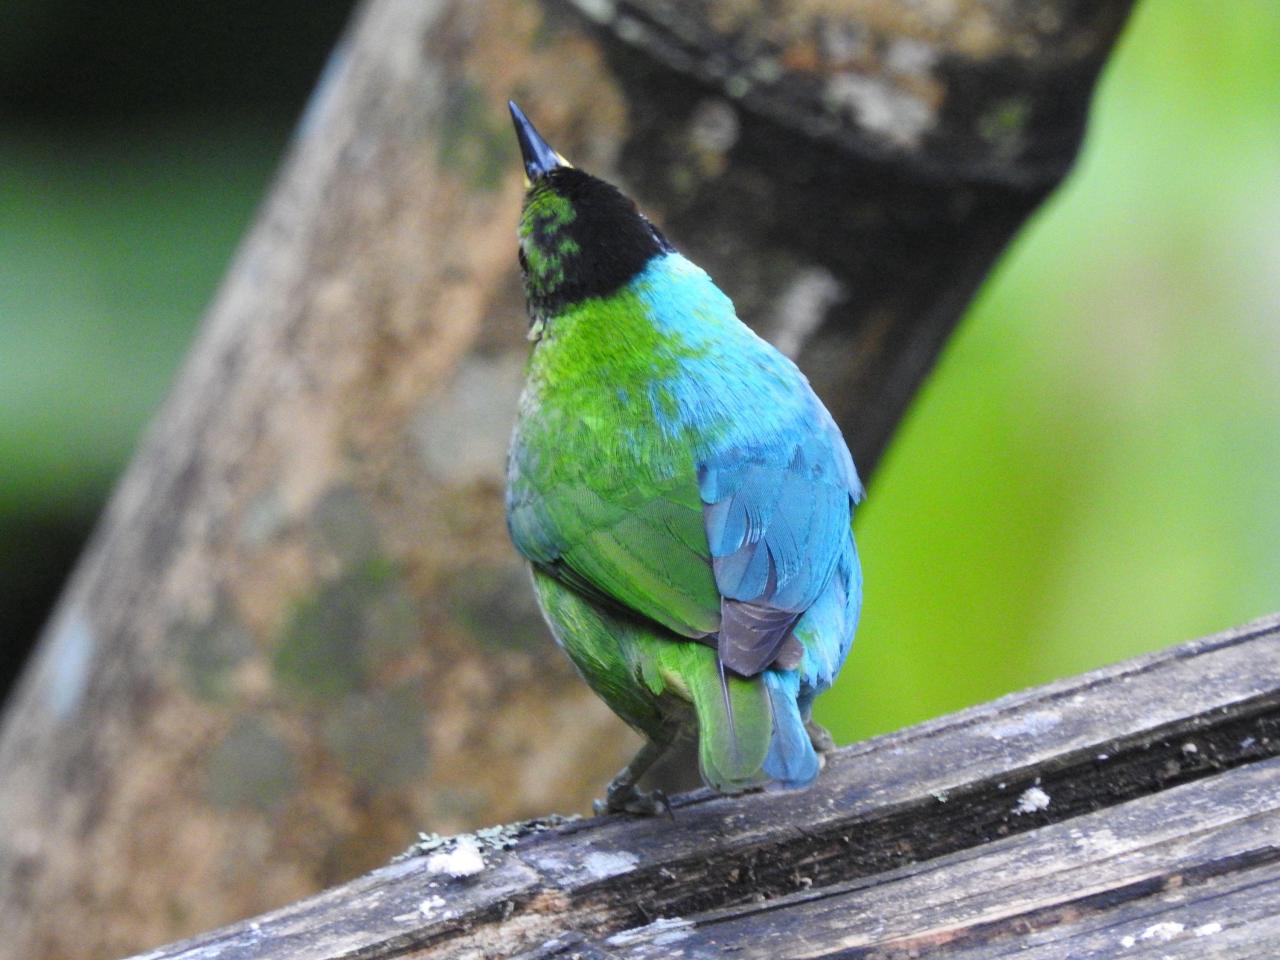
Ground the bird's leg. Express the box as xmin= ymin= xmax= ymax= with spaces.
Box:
xmin=805 ymin=717 xmax=835 ymax=769
xmin=594 ymin=739 xmax=672 ymax=817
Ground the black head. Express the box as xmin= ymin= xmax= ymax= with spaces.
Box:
xmin=509 ymin=101 xmax=672 ymax=322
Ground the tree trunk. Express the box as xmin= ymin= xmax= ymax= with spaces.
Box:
xmin=0 ymin=1 xmax=1133 ymax=958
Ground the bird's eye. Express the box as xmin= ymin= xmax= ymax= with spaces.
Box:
xmin=518 ymin=247 xmax=529 ymax=275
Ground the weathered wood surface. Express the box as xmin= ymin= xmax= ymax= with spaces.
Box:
xmin=134 ymin=613 xmax=1280 ymax=959
xmin=0 ymin=0 xmax=1136 ymax=956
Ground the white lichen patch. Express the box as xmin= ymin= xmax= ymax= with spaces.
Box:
xmin=987 ymin=710 xmax=1062 ymax=741
xmin=651 ymin=918 xmax=695 ymax=947
xmin=824 ymin=73 xmax=934 ymax=148
xmin=417 ymin=895 xmax=447 ymax=917
xmin=1071 ymin=827 xmax=1126 ymax=859
xmin=525 ymin=849 xmax=570 ymax=875
xmin=1194 ymin=921 xmax=1223 ymax=937
xmin=571 ymin=0 xmax=616 ymax=24
xmin=615 ymin=15 xmax=647 ymax=46
xmin=426 ymin=839 xmax=485 ymax=878
xmin=750 ymin=58 xmax=783 ymax=85
xmin=819 ymin=20 xmax=869 ymax=64
xmin=884 ymin=37 xmax=938 ymax=77
xmin=768 ymin=268 xmax=844 ymax=359
xmin=606 ymin=916 xmax=693 ymax=947
xmin=44 ymin=607 xmax=95 ymax=719
xmin=394 ymin=814 xmax=579 ymax=865
xmin=689 ymin=98 xmax=740 ymax=155
xmin=1013 ymin=786 xmax=1051 ymax=815
xmin=1140 ymin=921 xmax=1185 ymax=942
xmin=582 ymin=849 xmax=639 ymax=879
xmin=1122 ymin=920 xmax=1191 ymax=947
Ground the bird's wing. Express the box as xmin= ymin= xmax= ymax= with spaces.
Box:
xmin=699 ymin=401 xmax=861 ymax=675
xmin=509 ymin=392 xmax=860 ymax=675
xmin=507 ymin=468 xmax=723 ymax=639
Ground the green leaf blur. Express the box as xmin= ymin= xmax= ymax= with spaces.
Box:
xmin=1 ymin=121 xmax=282 ymax=509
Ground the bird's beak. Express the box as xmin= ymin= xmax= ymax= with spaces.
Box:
xmin=509 ymin=100 xmax=571 ymax=187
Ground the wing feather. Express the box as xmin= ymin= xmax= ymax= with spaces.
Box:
xmin=508 ymin=467 xmax=722 ymax=638
xmin=699 ymin=399 xmax=859 ymax=675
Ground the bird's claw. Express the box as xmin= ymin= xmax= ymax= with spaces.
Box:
xmin=806 ymin=718 xmax=836 ymax=754
xmin=594 ymin=783 xmax=672 ymax=818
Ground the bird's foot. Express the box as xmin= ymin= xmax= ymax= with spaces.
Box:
xmin=806 ymin=718 xmax=836 ymax=755
xmin=593 ymin=782 xmax=672 ymax=818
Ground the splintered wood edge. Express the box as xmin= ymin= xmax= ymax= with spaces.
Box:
xmin=131 ymin=613 xmax=1280 ymax=960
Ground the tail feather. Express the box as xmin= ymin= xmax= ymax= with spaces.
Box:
xmin=676 ymin=646 xmax=820 ymax=793
xmin=681 ymin=648 xmax=771 ymax=793
xmin=762 ymin=670 xmax=820 ymax=788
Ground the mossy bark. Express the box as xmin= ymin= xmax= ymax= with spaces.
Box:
xmin=0 ymin=0 xmax=1132 ymax=957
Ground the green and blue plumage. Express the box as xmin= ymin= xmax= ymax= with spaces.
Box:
xmin=505 ymin=102 xmax=862 ymax=811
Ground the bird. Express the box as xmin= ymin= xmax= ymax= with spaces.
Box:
xmin=504 ymin=101 xmax=863 ymax=815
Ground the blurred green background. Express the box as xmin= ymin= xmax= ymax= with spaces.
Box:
xmin=0 ymin=0 xmax=356 ymax=693
xmin=3 ymin=0 xmax=1278 ymax=738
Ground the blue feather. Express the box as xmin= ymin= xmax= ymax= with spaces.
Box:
xmin=763 ymin=669 xmax=820 ymax=787
xmin=793 ymin=538 xmax=862 ymax=692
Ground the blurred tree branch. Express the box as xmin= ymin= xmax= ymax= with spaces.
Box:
xmin=0 ymin=1 xmax=1133 ymax=958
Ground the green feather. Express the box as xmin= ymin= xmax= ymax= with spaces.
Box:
xmin=530 ymin=567 xmax=773 ymax=792
xmin=508 ymin=288 xmax=724 ymax=638
xmin=658 ymin=644 xmax=772 ymax=793
xmin=530 ymin=567 xmax=674 ymax=743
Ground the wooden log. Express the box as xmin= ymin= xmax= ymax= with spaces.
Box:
xmin=132 ymin=613 xmax=1280 ymax=959
xmin=0 ymin=0 xmax=1136 ymax=956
